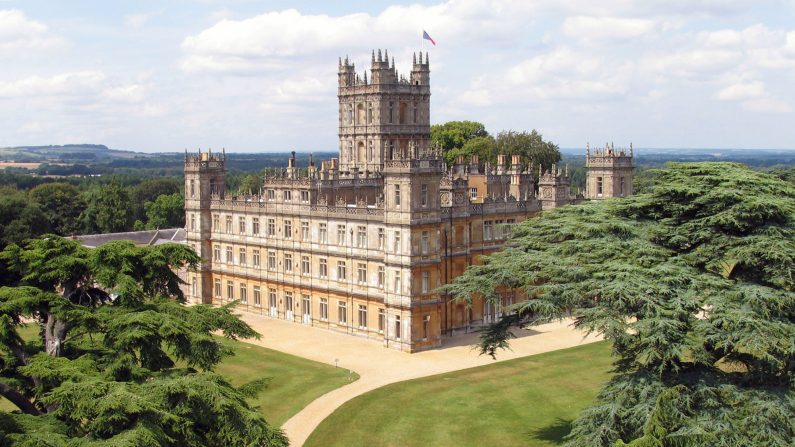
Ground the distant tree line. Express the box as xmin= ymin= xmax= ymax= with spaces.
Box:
xmin=0 ymin=177 xmax=185 ymax=248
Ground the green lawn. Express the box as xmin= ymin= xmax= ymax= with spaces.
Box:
xmin=306 ymin=341 xmax=613 ymax=447
xmin=1 ymin=325 xmax=357 ymax=426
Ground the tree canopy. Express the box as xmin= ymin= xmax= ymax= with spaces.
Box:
xmin=430 ymin=121 xmax=561 ymax=169
xmin=444 ymin=162 xmax=795 ymax=446
xmin=0 ymin=236 xmax=287 ymax=446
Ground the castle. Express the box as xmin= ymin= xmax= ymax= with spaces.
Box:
xmin=184 ymin=50 xmax=633 ymax=352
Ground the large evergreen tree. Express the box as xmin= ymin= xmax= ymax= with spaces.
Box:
xmin=444 ymin=162 xmax=795 ymax=446
xmin=0 ymin=237 xmax=287 ymax=446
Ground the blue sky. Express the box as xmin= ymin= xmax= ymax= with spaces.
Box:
xmin=1 ymin=0 xmax=794 ymax=152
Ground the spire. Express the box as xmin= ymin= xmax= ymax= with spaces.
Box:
xmin=384 ymin=49 xmax=389 ymax=63
xmin=339 ymin=56 xmax=342 ymax=67
xmin=419 ymin=51 xmax=423 ymax=64
xmin=413 ymin=52 xmax=417 ymax=64
xmin=363 ymin=71 xmax=368 ymax=83
xmin=371 ymin=50 xmax=375 ymax=63
xmin=630 ymin=142 xmax=633 ymax=157
xmin=391 ymin=57 xmax=395 ymax=69
xmin=377 ymin=49 xmax=382 ymax=62
xmin=425 ymin=52 xmax=429 ymax=65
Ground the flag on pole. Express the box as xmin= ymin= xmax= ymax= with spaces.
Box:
xmin=423 ymin=30 xmax=436 ymax=46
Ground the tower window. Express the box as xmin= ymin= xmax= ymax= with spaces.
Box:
xmin=421 ymin=184 xmax=428 ymax=207
xmin=620 ymin=177 xmax=626 ymax=196
xmin=394 ymin=185 xmax=401 ymax=207
xmin=388 ymin=101 xmax=394 ymax=124
xmin=421 ymin=231 xmax=430 ymax=254
xmin=597 ymin=177 xmax=603 ymax=196
xmin=189 ymin=180 xmax=195 ymax=198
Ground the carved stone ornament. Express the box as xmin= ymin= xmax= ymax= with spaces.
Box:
xmin=440 ymin=191 xmax=451 ymax=206
xmin=336 ymin=196 xmax=347 ymax=206
xmin=317 ymin=194 xmax=327 ymax=205
xmin=454 ymin=192 xmax=465 ymax=204
xmin=542 ymin=187 xmax=553 ymax=198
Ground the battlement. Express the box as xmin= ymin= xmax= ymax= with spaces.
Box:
xmin=338 ymin=49 xmax=430 ymax=88
xmin=185 ymin=149 xmax=226 ymax=173
xmin=586 ymin=143 xmax=634 ymax=168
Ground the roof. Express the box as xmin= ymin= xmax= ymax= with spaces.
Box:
xmin=75 ymin=228 xmax=186 ymax=248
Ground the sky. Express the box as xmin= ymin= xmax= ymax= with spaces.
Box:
xmin=1 ymin=0 xmax=794 ymax=153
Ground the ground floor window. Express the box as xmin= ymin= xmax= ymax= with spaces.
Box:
xmin=214 ymin=279 xmax=221 ymax=298
xmin=338 ymin=301 xmax=347 ymax=324
xmin=395 ymin=316 xmax=401 ymax=340
xmin=423 ymin=315 xmax=430 ymax=340
xmin=253 ymin=286 xmax=261 ymax=306
xmin=240 ymin=284 xmax=247 ymax=304
xmin=378 ymin=309 xmax=385 ymax=333
xmin=226 ymin=281 xmax=234 ymax=301
xmin=358 ymin=305 xmax=367 ymax=329
xmin=320 ymin=298 xmax=328 ymax=320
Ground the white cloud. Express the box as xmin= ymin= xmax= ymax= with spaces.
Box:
xmin=562 ymin=16 xmax=661 ymax=42
xmin=0 ymin=9 xmax=63 ymax=52
xmin=0 ymin=71 xmax=106 ymax=98
xmin=716 ymin=81 xmax=765 ymax=101
xmin=124 ymin=12 xmax=159 ymax=30
xmin=742 ymin=97 xmax=791 ymax=113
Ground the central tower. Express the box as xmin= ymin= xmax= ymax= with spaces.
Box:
xmin=338 ymin=50 xmax=431 ymax=172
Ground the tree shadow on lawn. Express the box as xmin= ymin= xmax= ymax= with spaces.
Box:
xmin=528 ymin=418 xmax=573 ymax=445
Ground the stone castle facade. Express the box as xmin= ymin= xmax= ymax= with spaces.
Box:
xmin=184 ymin=50 xmax=634 ymax=352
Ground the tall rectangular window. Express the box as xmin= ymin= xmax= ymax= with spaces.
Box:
xmin=300 ymin=190 xmax=309 ymax=203
xmin=377 ymin=265 xmax=385 ymax=288
xmin=421 ymin=184 xmax=428 ymax=207
xmin=337 ymin=225 xmax=346 ymax=246
xmin=358 ymin=305 xmax=367 ymax=329
xmin=378 ymin=309 xmax=385 ymax=332
xmin=393 ymin=231 xmax=401 ymax=253
xmin=394 ymin=270 xmax=402 ymax=293
xmin=338 ymin=301 xmax=347 ymax=324
xmin=357 ymin=226 xmax=367 ymax=247
xmin=226 ymin=246 xmax=233 ymax=264
xmin=395 ymin=316 xmax=401 ymax=340
xmin=357 ymin=263 xmax=367 ymax=284
xmin=301 ymin=221 xmax=310 ymax=240
xmin=268 ymin=288 xmax=277 ymax=309
xmin=377 ymin=228 xmax=385 ymax=250
xmin=267 ymin=189 xmax=275 ymax=201
xmin=225 ymin=216 xmax=232 ymax=234
xmin=423 ymin=315 xmax=430 ymax=340
xmin=213 ymin=245 xmax=220 ymax=262
xmin=337 ymin=261 xmax=347 ymax=281
xmin=284 ymin=253 xmax=293 ymax=272
xmin=227 ymin=281 xmax=234 ymax=301
xmin=239 ymin=216 xmax=246 ymax=234
xmin=319 ymin=223 xmax=327 ymax=243
xmin=320 ymin=298 xmax=328 ymax=320
xmin=421 ymin=231 xmax=429 ymax=254
xmin=212 ymin=214 xmax=219 ymax=232
xmin=267 ymin=251 xmax=276 ymax=270
xmin=470 ymin=187 xmax=478 ymax=199
xmin=421 ymin=271 xmax=429 ymax=293
xmin=252 ymin=217 xmax=259 ymax=235
xmin=484 ymin=221 xmax=493 ymax=241
xmin=319 ymin=258 xmax=328 ymax=278
xmin=283 ymin=190 xmax=292 ymax=202
xmin=284 ymin=220 xmax=292 ymax=239
xmin=597 ymin=177 xmax=603 ymax=196
xmin=238 ymin=248 xmax=246 ymax=266
xmin=253 ymin=286 xmax=261 ymax=306
xmin=214 ymin=279 xmax=221 ymax=298
xmin=252 ymin=249 xmax=260 ymax=267
xmin=620 ymin=177 xmax=625 ymax=196
xmin=240 ymin=284 xmax=247 ymax=304
xmin=189 ymin=179 xmax=195 ymax=197
xmin=394 ymin=185 xmax=401 ymax=207
xmin=495 ymin=219 xmax=504 ymax=239
xmin=190 ymin=214 xmax=195 ymax=231
xmin=301 ymin=255 xmax=310 ymax=275
xmin=267 ymin=218 xmax=276 ymax=236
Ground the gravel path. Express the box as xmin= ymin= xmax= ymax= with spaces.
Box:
xmin=236 ymin=311 xmax=603 ymax=446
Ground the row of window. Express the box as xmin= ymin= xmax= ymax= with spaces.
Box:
xmin=483 ymin=219 xmax=515 ymax=241
xmin=211 ymin=247 xmax=432 ymax=292
xmin=344 ymin=100 xmax=419 ymax=126
xmin=212 ymin=281 xmax=411 ymax=337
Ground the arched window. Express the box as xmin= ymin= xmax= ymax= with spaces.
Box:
xmin=357 ymin=141 xmax=366 ymax=163
xmin=357 ymin=103 xmax=365 ymax=125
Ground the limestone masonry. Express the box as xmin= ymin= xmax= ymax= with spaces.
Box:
xmin=184 ymin=50 xmax=634 ymax=352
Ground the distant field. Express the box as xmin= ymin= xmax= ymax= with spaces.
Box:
xmin=0 ymin=162 xmax=71 ymax=169
xmin=306 ymin=341 xmax=613 ymax=447
xmin=0 ymin=324 xmax=356 ymax=427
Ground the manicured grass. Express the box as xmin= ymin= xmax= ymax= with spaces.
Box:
xmin=1 ymin=325 xmax=357 ymax=426
xmin=306 ymin=341 xmax=613 ymax=447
